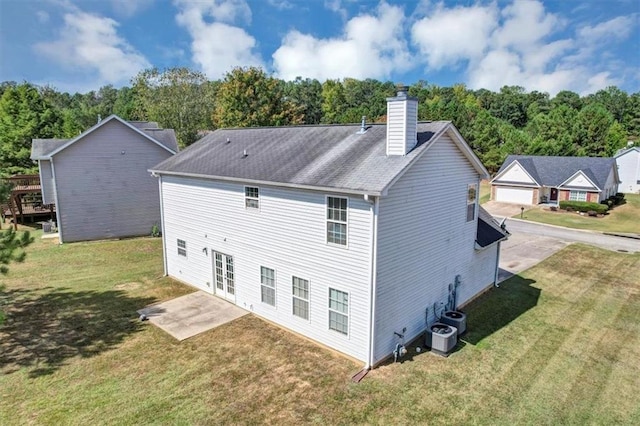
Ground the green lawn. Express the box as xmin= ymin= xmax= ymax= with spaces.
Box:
xmin=1 ymin=231 xmax=639 ymax=424
xmin=480 ymin=179 xmax=491 ymax=204
xmin=521 ymin=193 xmax=640 ymax=234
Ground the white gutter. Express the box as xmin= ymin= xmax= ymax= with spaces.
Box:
xmin=365 ymin=195 xmax=380 ymax=369
xmin=50 ymin=157 xmax=63 ymax=244
xmin=157 ymin=174 xmax=168 ymax=276
xmin=149 ymin=169 xmax=382 ymax=197
xmin=493 ymin=241 xmax=502 ymax=288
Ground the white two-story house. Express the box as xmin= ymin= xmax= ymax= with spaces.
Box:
xmin=150 ymin=88 xmax=508 ymax=368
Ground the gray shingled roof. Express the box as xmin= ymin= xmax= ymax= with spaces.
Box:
xmin=476 ymin=206 xmax=509 ymax=248
xmin=31 ymin=138 xmax=70 ymax=158
xmin=151 ymin=122 xmax=455 ymax=195
xmin=129 ymin=121 xmax=159 ymax=130
xmin=141 ymin=128 xmax=179 ymax=152
xmin=31 ymin=117 xmax=178 ymax=160
xmin=495 ymin=155 xmax=617 ymax=190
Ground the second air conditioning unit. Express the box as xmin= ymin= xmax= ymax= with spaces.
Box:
xmin=440 ymin=310 xmax=467 ymax=335
xmin=425 ymin=323 xmax=458 ymax=356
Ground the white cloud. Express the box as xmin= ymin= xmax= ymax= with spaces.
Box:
xmin=36 ymin=10 xmax=49 ymax=23
xmin=110 ymin=0 xmax=155 ymax=18
xmin=273 ymin=2 xmax=412 ymax=81
xmin=408 ymin=0 xmax=631 ymax=95
xmin=33 ymin=11 xmax=150 ymax=86
xmin=411 ymin=3 xmax=498 ymax=69
xmin=268 ymin=0 xmax=293 ymax=10
xmin=577 ymin=15 xmax=636 ymax=43
xmin=174 ymin=0 xmax=263 ymax=78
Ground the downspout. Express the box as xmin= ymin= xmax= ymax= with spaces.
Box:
xmin=366 ymin=195 xmax=379 ymax=369
xmin=157 ymin=174 xmax=168 ymax=276
xmin=50 ymin=157 xmax=63 ymax=244
xmin=493 ymin=241 xmax=501 ymax=287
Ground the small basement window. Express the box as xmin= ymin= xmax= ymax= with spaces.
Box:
xmin=245 ymin=186 xmax=259 ymax=209
xmin=177 ymin=239 xmax=187 ymax=257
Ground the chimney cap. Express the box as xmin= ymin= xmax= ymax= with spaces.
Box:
xmin=396 ymin=85 xmax=409 ymax=96
xmin=387 ymin=84 xmax=417 ymax=102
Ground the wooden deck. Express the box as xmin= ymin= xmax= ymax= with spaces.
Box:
xmin=2 ymin=174 xmax=56 ymax=229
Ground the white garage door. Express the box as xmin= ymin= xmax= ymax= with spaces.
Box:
xmin=495 ymin=187 xmax=534 ymax=204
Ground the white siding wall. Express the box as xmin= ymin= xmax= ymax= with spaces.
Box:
xmin=616 ymin=150 xmax=640 ymax=193
xmin=497 ymin=162 xmax=536 ymax=184
xmin=54 ymin=119 xmax=173 ymax=243
xmin=564 ymin=172 xmax=596 ymax=189
xmin=386 ymin=100 xmax=417 ymax=156
xmin=161 ymin=176 xmax=372 ymax=362
xmin=373 ymin=134 xmax=496 ymax=364
xmin=38 ymin=160 xmax=56 ymax=205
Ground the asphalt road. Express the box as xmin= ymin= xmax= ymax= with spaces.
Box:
xmin=503 ymin=218 xmax=640 ymax=253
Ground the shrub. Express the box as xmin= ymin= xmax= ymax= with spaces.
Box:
xmin=150 ymin=223 xmax=161 ymax=237
xmin=613 ymin=192 xmax=625 ymax=205
xmin=559 ymin=200 xmax=608 ymax=214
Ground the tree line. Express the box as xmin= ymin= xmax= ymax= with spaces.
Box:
xmin=1 ymin=66 xmax=638 ymax=176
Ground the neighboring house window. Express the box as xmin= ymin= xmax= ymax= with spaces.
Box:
xmin=328 ymin=288 xmax=349 ymax=335
xmin=569 ymin=190 xmax=587 ymax=201
xmin=260 ymin=266 xmax=276 ymax=306
xmin=177 ymin=239 xmax=187 ymax=257
xmin=327 ymin=196 xmax=348 ymax=245
xmin=292 ymin=276 xmax=309 ymax=320
xmin=467 ymin=184 xmax=477 ymax=222
xmin=245 ymin=186 xmax=259 ymax=209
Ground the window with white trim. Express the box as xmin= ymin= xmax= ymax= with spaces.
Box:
xmin=467 ymin=183 xmax=477 ymax=222
xmin=260 ymin=266 xmax=275 ymax=306
xmin=328 ymin=288 xmax=348 ymax=335
xmin=569 ymin=190 xmax=587 ymax=201
xmin=292 ymin=276 xmax=309 ymax=320
xmin=177 ymin=239 xmax=187 ymax=257
xmin=245 ymin=186 xmax=259 ymax=209
xmin=326 ymin=196 xmax=347 ymax=245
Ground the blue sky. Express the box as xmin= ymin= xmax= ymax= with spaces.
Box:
xmin=0 ymin=0 xmax=638 ymax=95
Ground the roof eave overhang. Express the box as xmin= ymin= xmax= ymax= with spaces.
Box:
xmin=475 ymin=235 xmax=509 ymax=251
xmin=47 ymin=115 xmax=178 ymax=158
xmin=558 ymin=170 xmax=601 ymax=191
xmin=148 ymin=169 xmax=383 ymax=197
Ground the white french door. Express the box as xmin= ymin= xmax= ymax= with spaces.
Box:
xmin=213 ymin=251 xmax=235 ymax=302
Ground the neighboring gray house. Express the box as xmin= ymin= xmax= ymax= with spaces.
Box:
xmin=614 ymin=146 xmax=640 ymax=194
xmin=150 ymin=88 xmax=508 ymax=368
xmin=31 ymin=115 xmax=178 ymax=243
xmin=491 ymin=155 xmax=619 ymax=205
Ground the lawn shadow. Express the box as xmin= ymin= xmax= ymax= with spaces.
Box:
xmin=462 ymin=275 xmax=539 ymax=345
xmin=0 ymin=285 xmax=160 ymax=378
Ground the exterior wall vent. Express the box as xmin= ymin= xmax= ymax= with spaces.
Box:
xmin=386 ymin=85 xmax=418 ymax=156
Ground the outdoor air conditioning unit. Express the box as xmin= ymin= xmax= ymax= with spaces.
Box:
xmin=440 ymin=310 xmax=467 ymax=335
xmin=425 ymin=323 xmax=458 ymax=356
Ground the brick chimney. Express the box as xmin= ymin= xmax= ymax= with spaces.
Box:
xmin=386 ymin=86 xmax=418 ymax=156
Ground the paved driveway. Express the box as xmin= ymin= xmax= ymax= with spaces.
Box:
xmin=138 ymin=291 xmax=248 ymax=340
xmin=498 ymin=232 xmax=568 ymax=282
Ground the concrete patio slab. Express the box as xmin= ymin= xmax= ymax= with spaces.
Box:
xmin=138 ymin=291 xmax=248 ymax=341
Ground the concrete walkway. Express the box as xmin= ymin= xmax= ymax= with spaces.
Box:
xmin=138 ymin=291 xmax=248 ymax=340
